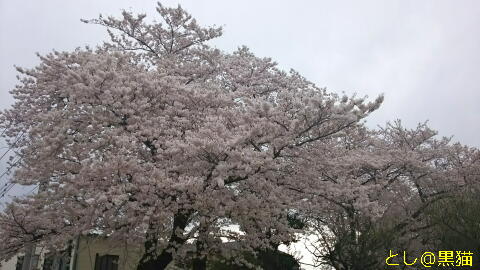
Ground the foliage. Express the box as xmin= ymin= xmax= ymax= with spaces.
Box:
xmin=303 ymin=121 xmax=480 ymax=270
xmin=423 ymin=190 xmax=480 ymax=268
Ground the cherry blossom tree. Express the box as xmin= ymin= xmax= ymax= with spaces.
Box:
xmin=0 ymin=3 xmax=384 ymax=270
xmin=303 ymin=121 xmax=480 ymax=269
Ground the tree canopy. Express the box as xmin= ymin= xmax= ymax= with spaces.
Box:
xmin=0 ymin=3 xmax=478 ymax=270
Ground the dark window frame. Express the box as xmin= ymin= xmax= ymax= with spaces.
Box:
xmin=94 ymin=254 xmax=119 ymax=270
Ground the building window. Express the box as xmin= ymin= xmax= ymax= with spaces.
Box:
xmin=94 ymin=254 xmax=119 ymax=270
xmin=31 ymin=255 xmax=40 ymax=270
xmin=42 ymin=253 xmax=70 ymax=270
xmin=42 ymin=256 xmax=54 ymax=270
xmin=15 ymin=255 xmax=40 ymax=270
xmin=15 ymin=256 xmax=24 ymax=270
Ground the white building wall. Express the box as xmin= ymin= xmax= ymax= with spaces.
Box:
xmin=0 ymin=255 xmax=18 ymax=270
xmin=0 ymin=247 xmax=47 ymax=270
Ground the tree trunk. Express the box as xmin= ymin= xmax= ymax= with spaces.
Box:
xmin=192 ymin=256 xmax=207 ymax=270
xmin=136 ymin=252 xmax=173 ymax=270
xmin=192 ymin=223 xmax=208 ymax=270
xmin=136 ymin=210 xmax=192 ymax=270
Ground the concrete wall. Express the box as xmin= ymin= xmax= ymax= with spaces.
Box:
xmin=73 ymin=237 xmax=143 ymax=270
xmin=0 ymin=246 xmax=46 ymax=270
xmin=0 ymin=255 xmax=18 ymax=270
xmin=1 ymin=237 xmax=181 ymax=270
